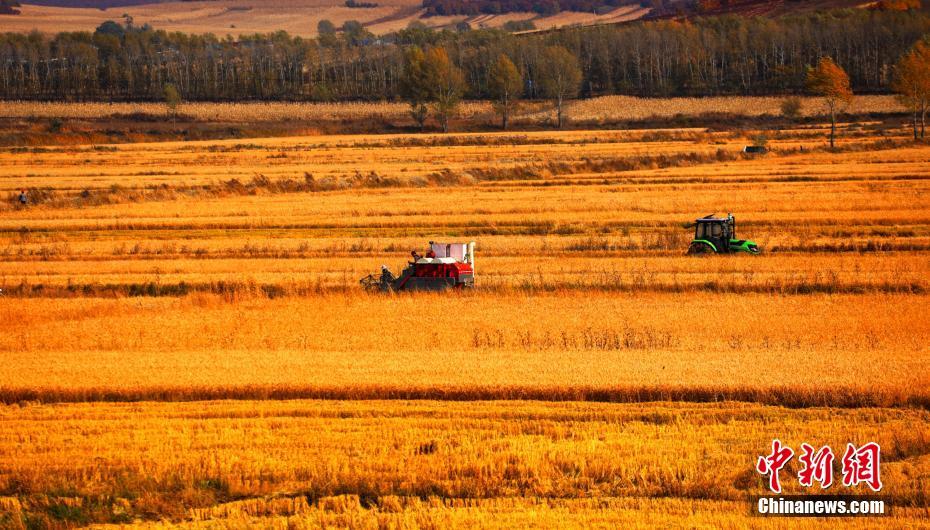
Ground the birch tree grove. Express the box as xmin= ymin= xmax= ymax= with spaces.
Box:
xmin=0 ymin=9 xmax=927 ymax=102
xmin=892 ymin=39 xmax=930 ymax=139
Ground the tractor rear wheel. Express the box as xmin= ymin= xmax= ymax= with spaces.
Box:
xmin=687 ymin=242 xmax=715 ymax=255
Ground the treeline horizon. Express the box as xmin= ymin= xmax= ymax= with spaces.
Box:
xmin=0 ymin=8 xmax=928 ymax=102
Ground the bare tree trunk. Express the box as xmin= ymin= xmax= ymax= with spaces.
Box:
xmin=829 ymin=103 xmax=836 ymax=149
xmin=501 ymin=95 xmax=509 ymax=130
xmin=556 ymin=94 xmax=563 ymax=129
xmin=439 ymin=108 xmax=449 ymax=133
xmin=410 ymin=103 xmax=427 ymax=132
xmin=921 ymin=104 xmax=926 ymax=139
xmin=914 ymin=111 xmax=919 ymax=141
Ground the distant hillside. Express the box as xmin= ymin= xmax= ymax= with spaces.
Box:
xmin=421 ymin=0 xmax=870 ymax=18
xmin=4 ymin=0 xmax=643 ymax=36
xmin=422 ymin=0 xmax=637 ymax=17
xmin=5 ymin=0 xmax=912 ymax=36
xmin=23 ymin=0 xmax=169 ymax=6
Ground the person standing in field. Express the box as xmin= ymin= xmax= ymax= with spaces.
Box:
xmin=18 ymin=190 xmax=27 ymax=206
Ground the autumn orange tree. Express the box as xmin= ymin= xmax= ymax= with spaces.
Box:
xmin=807 ymin=57 xmax=853 ymax=149
xmin=488 ymin=54 xmax=523 ymax=130
xmin=892 ymin=39 xmax=930 ymax=140
xmin=873 ymin=0 xmax=922 ymax=10
xmin=424 ymin=48 xmax=466 ymax=133
xmin=401 ymin=47 xmax=431 ymax=131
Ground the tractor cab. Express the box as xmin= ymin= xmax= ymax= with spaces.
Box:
xmin=687 ymin=213 xmax=760 ymax=255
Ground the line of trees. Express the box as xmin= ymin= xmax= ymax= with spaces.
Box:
xmin=399 ymin=43 xmax=580 ymax=129
xmin=0 ymin=8 xmax=928 ymax=104
xmin=393 ymin=38 xmax=928 ymax=139
xmin=800 ymin=46 xmax=929 ymax=148
xmin=402 ymin=46 xmax=469 ymax=132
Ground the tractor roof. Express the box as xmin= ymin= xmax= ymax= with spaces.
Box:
xmin=695 ymin=214 xmax=732 ymax=222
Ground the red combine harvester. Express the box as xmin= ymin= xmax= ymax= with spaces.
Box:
xmin=360 ymin=241 xmax=475 ymax=292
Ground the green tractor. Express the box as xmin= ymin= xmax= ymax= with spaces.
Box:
xmin=687 ymin=213 xmax=761 ymax=255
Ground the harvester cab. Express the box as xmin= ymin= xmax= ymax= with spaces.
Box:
xmin=687 ymin=213 xmax=760 ymax=255
xmin=361 ymin=241 xmax=476 ymax=292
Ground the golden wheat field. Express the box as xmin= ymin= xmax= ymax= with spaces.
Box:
xmin=1 ymin=111 xmax=929 ymax=527
xmin=0 ymin=95 xmax=904 ymax=123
